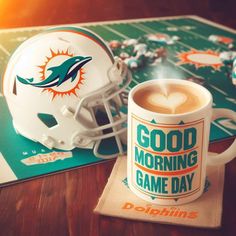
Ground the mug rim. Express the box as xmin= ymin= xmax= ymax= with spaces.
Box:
xmin=129 ymin=79 xmax=212 ymax=117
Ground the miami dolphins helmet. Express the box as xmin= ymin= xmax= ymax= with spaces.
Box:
xmin=3 ymin=26 xmax=131 ymax=158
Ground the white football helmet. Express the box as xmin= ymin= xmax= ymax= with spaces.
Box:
xmin=3 ymin=26 xmax=131 ymax=158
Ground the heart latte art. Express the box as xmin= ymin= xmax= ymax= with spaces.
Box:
xmin=133 ymin=83 xmax=203 ymax=114
xmin=147 ymin=92 xmax=187 ymax=113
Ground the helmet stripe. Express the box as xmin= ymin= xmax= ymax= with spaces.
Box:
xmin=46 ymin=26 xmax=114 ymax=63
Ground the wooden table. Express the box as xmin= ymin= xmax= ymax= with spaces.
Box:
xmin=0 ymin=1 xmax=235 ymax=235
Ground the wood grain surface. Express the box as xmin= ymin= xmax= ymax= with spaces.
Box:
xmin=0 ymin=1 xmax=235 ymax=235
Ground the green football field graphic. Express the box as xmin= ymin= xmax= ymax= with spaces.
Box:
xmin=0 ymin=16 xmax=235 ymax=186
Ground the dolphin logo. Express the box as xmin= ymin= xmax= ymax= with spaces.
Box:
xmin=17 ymin=56 xmax=92 ymax=88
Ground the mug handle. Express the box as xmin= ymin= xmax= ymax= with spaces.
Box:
xmin=207 ymin=108 xmax=236 ymax=165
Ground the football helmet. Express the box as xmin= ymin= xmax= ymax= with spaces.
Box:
xmin=3 ymin=26 xmax=132 ymax=158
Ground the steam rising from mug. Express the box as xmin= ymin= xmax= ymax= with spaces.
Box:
xmin=151 ymin=64 xmax=185 ymax=96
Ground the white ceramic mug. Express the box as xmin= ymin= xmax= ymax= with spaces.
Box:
xmin=127 ymin=79 xmax=236 ymax=205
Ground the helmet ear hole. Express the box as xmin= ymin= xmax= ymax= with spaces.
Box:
xmin=37 ymin=113 xmax=58 ymax=128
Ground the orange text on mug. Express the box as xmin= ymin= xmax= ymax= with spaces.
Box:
xmin=131 ymin=115 xmax=204 ymax=200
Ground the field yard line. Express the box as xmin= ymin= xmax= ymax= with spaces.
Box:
xmin=132 ymin=22 xmax=155 ymax=33
xmin=209 ymin=84 xmax=227 ymax=96
xmin=167 ymin=58 xmax=203 ymax=78
xmin=189 ymin=16 xmax=236 ymax=34
xmin=101 ymin=25 xmax=129 ymax=39
xmin=184 ymin=17 xmax=236 ymax=37
xmin=131 ymin=79 xmax=139 ymax=85
xmin=167 ymin=58 xmax=229 ymax=96
xmin=160 ymin=20 xmax=228 ymax=50
xmin=101 ymin=25 xmax=139 ymax=86
xmin=0 ymin=44 xmax=10 ymax=56
xmin=103 ymin=24 xmax=234 ymax=137
xmin=226 ymin=97 xmax=236 ymax=104
xmin=132 ymin=23 xmax=193 ymax=50
xmin=212 ymin=121 xmax=234 ymax=136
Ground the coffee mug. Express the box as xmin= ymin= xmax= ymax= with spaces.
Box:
xmin=127 ymin=79 xmax=236 ymax=205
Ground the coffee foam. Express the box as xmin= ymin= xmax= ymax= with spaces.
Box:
xmin=147 ymin=92 xmax=187 ymax=114
xmin=133 ymin=83 xmax=204 ymax=114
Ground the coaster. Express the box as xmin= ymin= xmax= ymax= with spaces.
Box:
xmin=94 ymin=154 xmax=225 ymax=228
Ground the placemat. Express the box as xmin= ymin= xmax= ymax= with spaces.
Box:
xmin=94 ymin=153 xmax=224 ymax=228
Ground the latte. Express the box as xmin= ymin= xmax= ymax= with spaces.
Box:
xmin=133 ymin=83 xmax=204 ymax=114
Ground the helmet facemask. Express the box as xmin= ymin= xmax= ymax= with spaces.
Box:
xmin=73 ymin=59 xmax=131 ymax=158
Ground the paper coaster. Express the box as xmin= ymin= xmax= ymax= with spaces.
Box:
xmin=94 ymin=154 xmax=225 ymax=228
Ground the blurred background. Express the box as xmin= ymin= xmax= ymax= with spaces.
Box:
xmin=0 ymin=0 xmax=235 ymax=29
